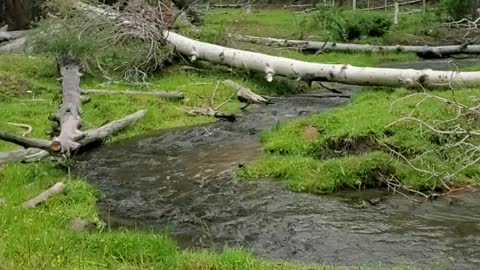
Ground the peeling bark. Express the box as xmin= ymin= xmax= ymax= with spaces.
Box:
xmin=230 ymin=34 xmax=480 ymax=58
xmin=164 ymin=31 xmax=480 ymax=88
xmin=81 ymin=89 xmax=184 ymax=100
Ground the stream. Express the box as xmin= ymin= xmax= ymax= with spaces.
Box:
xmin=75 ymin=59 xmax=480 ymax=269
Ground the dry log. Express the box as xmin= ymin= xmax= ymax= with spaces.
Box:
xmin=184 ymin=107 xmax=236 ymax=121
xmin=0 ymin=148 xmax=49 ymax=164
xmin=0 ymin=30 xmax=27 ymax=42
xmin=222 ymin=80 xmax=270 ymax=107
xmin=0 ymin=110 xmax=146 ymax=163
xmin=81 ymin=89 xmax=184 ymax=100
xmin=0 ymin=36 xmax=27 ymax=53
xmin=212 ymin=4 xmax=247 ymax=8
xmin=77 ymin=110 xmax=146 ymax=146
xmin=229 ymin=34 xmax=480 ymax=58
xmin=80 ymin=2 xmax=480 ymax=88
xmin=23 ymin=182 xmax=65 ymax=208
xmin=166 ymin=31 xmax=480 ymax=88
xmin=0 ymin=130 xmax=51 ymax=150
xmin=360 ymin=0 xmax=423 ymax=11
xmin=50 ymin=61 xmax=83 ymax=155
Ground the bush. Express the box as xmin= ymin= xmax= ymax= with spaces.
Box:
xmin=313 ymin=10 xmax=392 ymax=41
xmin=442 ymin=0 xmax=474 ymax=20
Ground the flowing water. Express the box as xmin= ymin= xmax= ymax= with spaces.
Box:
xmin=76 ymin=59 xmax=480 ymax=269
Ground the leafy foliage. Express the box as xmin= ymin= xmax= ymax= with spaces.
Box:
xmin=442 ymin=0 xmax=475 ymax=20
xmin=312 ymin=9 xmax=392 ymax=41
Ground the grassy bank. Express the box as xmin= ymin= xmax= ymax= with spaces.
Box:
xmin=239 ymin=88 xmax=480 ymax=194
xmin=200 ymin=7 xmax=459 ymax=46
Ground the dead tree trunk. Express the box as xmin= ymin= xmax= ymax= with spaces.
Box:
xmin=0 ymin=57 xmax=146 ymax=162
xmin=166 ymin=31 xmax=480 ymax=88
xmin=229 ymin=34 xmax=480 ymax=58
xmin=50 ymin=60 xmax=83 ymax=155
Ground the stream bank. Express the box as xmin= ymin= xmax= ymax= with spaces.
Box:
xmin=76 ymin=59 xmax=480 ymax=269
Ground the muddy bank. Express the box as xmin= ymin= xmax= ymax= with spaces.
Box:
xmin=76 ymin=59 xmax=480 ymax=269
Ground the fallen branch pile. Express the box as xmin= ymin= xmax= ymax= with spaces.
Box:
xmin=383 ymin=89 xmax=480 ymax=201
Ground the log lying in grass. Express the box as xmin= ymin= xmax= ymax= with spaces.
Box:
xmin=212 ymin=3 xmax=247 ymax=8
xmin=81 ymin=89 xmax=184 ymax=100
xmin=0 ymin=30 xmax=27 ymax=42
xmin=229 ymin=34 xmax=480 ymax=58
xmin=0 ymin=148 xmax=49 ymax=164
xmin=77 ymin=2 xmax=480 ymax=88
xmin=165 ymin=31 xmax=480 ymax=88
xmin=0 ymin=57 xmax=147 ymax=162
xmin=360 ymin=0 xmax=424 ymax=11
xmin=23 ymin=182 xmax=66 ymax=208
xmin=222 ymin=80 xmax=270 ymax=108
xmin=50 ymin=61 xmax=84 ymax=155
xmin=0 ymin=36 xmax=27 ymax=53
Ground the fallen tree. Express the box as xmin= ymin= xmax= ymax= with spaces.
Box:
xmin=0 ymin=57 xmax=146 ymax=163
xmin=360 ymin=0 xmax=425 ymax=11
xmin=81 ymin=89 xmax=185 ymax=100
xmin=229 ymin=34 xmax=480 ymax=58
xmin=165 ymin=31 xmax=480 ymax=88
xmin=71 ymin=1 xmax=480 ymax=89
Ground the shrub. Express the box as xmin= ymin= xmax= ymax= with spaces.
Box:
xmin=442 ymin=0 xmax=474 ymax=20
xmin=313 ymin=10 xmax=392 ymax=41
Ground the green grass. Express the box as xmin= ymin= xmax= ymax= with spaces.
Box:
xmin=1 ymin=162 xmax=420 ymax=269
xmin=239 ymin=89 xmax=480 ymax=193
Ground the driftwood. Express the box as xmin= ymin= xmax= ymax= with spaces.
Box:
xmin=22 ymin=182 xmax=66 ymax=208
xmin=81 ymin=89 xmax=184 ymax=100
xmin=229 ymin=34 xmax=480 ymax=58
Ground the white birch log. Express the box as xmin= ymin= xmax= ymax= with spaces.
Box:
xmin=165 ymin=31 xmax=480 ymax=88
xmin=229 ymin=34 xmax=480 ymax=58
xmin=394 ymin=1 xmax=399 ymax=25
xmin=22 ymin=182 xmax=66 ymax=208
xmin=81 ymin=89 xmax=184 ymax=100
xmin=78 ymin=2 xmax=480 ymax=89
xmin=361 ymin=0 xmax=423 ymax=11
